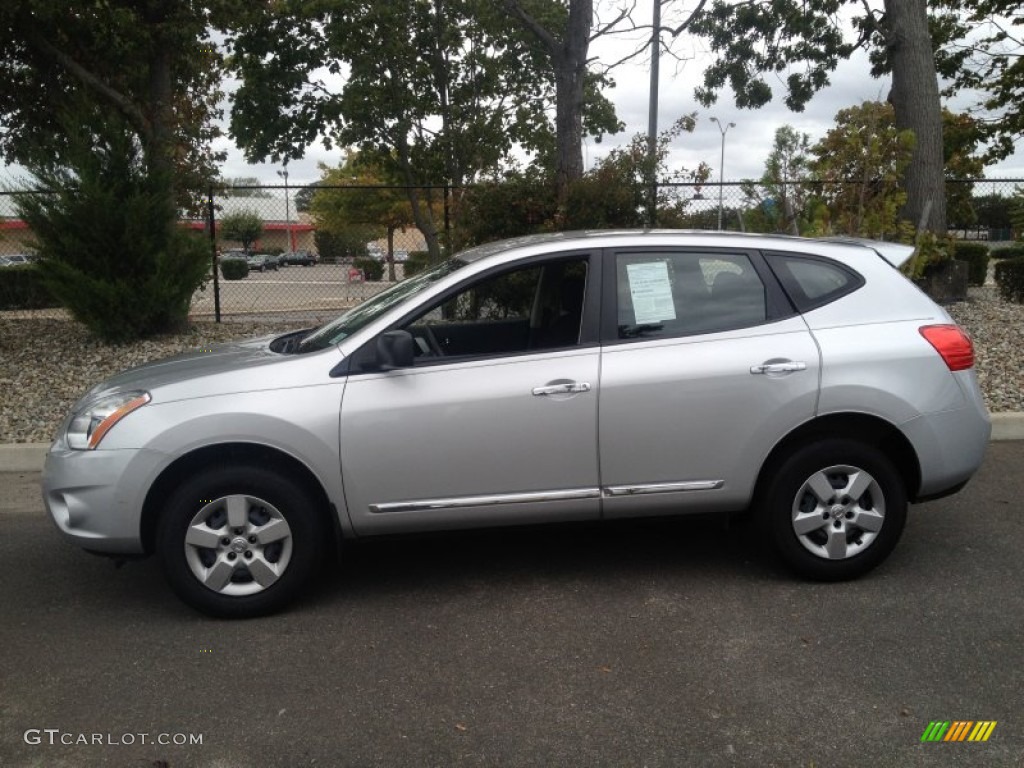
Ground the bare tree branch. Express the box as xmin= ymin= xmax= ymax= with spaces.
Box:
xmin=662 ymin=0 xmax=708 ymax=37
xmin=590 ymin=1 xmax=635 ymax=43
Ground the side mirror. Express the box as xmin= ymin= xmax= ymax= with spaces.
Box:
xmin=376 ymin=330 xmax=415 ymax=370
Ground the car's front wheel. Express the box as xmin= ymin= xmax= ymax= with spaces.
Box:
xmin=156 ymin=465 xmax=325 ymax=617
xmin=763 ymin=439 xmax=907 ymax=581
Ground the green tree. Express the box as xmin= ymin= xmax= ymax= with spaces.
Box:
xmin=570 ymin=115 xmax=709 ymax=229
xmin=1011 ymin=189 xmax=1024 ymax=240
xmin=971 ymin=193 xmax=1014 ymax=233
xmin=499 ymin=0 xmax=627 ymax=210
xmin=230 ymin=0 xmax=563 ymax=261
xmin=14 ymin=122 xmax=209 ymax=342
xmin=742 ymin=126 xmax=814 ymax=235
xmin=310 ymin=155 xmax=422 ymax=281
xmin=315 ymin=228 xmax=373 ymax=264
xmin=809 ymin=101 xmax=915 ymax=238
xmin=934 ymin=2 xmax=1024 ymax=163
xmin=456 ymin=116 xmax=708 ymax=245
xmin=293 ymin=183 xmax=320 ymax=213
xmin=940 ymin=109 xmax=986 ymax=229
xmin=220 ymin=177 xmax=272 ymax=198
xmin=688 ymin=0 xmax=960 ymax=233
xmin=219 ymin=210 xmax=264 ymax=253
xmin=0 ymin=0 xmax=235 ymax=212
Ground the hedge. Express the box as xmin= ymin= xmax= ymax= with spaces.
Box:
xmin=0 ymin=265 xmax=60 ymax=310
xmin=952 ymin=242 xmax=990 ymax=287
xmin=990 ymin=244 xmax=1024 ymax=260
xmin=353 ymin=256 xmax=383 ymax=281
xmin=220 ymin=258 xmax=249 ymax=280
xmin=994 ymin=257 xmax=1024 ymax=304
xmin=403 ymin=251 xmax=431 ymax=277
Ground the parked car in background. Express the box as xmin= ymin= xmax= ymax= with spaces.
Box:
xmin=0 ymin=256 xmax=12 ymax=267
xmin=4 ymin=253 xmax=32 ymax=266
xmin=282 ymin=250 xmax=317 ymax=266
xmin=245 ymin=253 xmax=278 ymax=272
xmin=42 ymin=231 xmax=990 ymax=618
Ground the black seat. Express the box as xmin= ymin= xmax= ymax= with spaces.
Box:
xmin=533 ymin=277 xmax=585 ymax=349
xmin=709 ymin=270 xmax=766 ymax=327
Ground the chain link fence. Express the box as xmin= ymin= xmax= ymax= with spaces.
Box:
xmin=2 ymin=179 xmax=1021 ymax=323
xmin=191 ymin=185 xmax=440 ymax=324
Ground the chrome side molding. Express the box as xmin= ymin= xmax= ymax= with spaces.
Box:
xmin=370 ymin=487 xmax=601 ymax=514
xmin=602 ymin=480 xmax=724 ymax=496
xmin=370 ymin=480 xmax=724 ymax=513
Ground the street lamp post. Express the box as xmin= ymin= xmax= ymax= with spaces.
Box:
xmin=709 ymin=117 xmax=735 ymax=231
xmin=276 ymin=162 xmax=294 ymax=251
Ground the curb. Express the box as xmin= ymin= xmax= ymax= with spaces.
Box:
xmin=2 ymin=413 xmax=1022 ymax=474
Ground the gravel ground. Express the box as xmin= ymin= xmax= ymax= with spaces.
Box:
xmin=0 ymin=287 xmax=1021 ymax=444
xmin=0 ymin=316 xmax=298 ymax=444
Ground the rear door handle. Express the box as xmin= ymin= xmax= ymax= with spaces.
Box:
xmin=532 ymin=382 xmax=592 ymax=396
xmin=750 ymin=361 xmax=807 ymax=375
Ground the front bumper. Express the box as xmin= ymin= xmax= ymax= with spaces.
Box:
xmin=42 ymin=446 xmax=166 ymax=555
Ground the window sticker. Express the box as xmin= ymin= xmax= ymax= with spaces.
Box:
xmin=626 ymin=261 xmax=677 ymax=325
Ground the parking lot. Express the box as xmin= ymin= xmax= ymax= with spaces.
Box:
xmin=190 ymin=263 xmax=396 ymax=318
xmin=1 ymin=443 xmax=1021 ymax=767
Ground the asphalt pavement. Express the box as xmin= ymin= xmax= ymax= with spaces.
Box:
xmin=1 ymin=443 xmax=1022 ymax=767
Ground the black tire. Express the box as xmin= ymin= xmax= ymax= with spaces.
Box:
xmin=156 ymin=465 xmax=325 ymax=618
xmin=763 ymin=439 xmax=907 ymax=581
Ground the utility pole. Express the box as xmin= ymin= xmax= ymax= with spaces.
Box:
xmin=646 ymin=0 xmax=661 ymax=229
xmin=277 ymin=162 xmax=294 ymax=251
xmin=710 ymin=117 xmax=735 ymax=231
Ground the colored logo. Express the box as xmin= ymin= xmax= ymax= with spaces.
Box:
xmin=921 ymin=721 xmax=997 ymax=742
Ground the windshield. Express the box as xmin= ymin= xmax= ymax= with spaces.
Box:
xmin=298 ymin=259 xmax=467 ymax=352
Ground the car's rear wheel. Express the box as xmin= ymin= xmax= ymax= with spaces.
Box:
xmin=157 ymin=465 xmax=325 ymax=617
xmin=763 ymin=439 xmax=907 ymax=581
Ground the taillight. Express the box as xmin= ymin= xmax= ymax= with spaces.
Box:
xmin=919 ymin=324 xmax=974 ymax=371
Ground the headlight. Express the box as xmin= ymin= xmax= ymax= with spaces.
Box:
xmin=66 ymin=391 xmax=151 ymax=450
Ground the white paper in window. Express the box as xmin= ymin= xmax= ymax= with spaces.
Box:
xmin=626 ymin=261 xmax=676 ymax=325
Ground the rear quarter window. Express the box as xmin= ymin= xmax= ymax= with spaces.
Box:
xmin=764 ymin=252 xmax=864 ymax=312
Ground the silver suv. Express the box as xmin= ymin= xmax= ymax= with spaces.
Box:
xmin=43 ymin=232 xmax=990 ymax=617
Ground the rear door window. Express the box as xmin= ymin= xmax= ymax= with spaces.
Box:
xmin=613 ymin=251 xmax=769 ymax=340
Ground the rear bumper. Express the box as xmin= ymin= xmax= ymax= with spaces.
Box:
xmin=901 ymin=399 xmax=991 ymax=501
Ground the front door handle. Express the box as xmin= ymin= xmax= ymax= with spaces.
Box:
xmin=750 ymin=361 xmax=807 ymax=375
xmin=532 ymin=382 xmax=592 ymax=396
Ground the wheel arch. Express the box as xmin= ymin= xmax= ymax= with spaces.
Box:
xmin=140 ymin=442 xmax=340 ymax=556
xmin=754 ymin=413 xmax=922 ymax=506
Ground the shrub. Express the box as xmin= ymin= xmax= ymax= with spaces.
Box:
xmin=353 ymin=256 xmax=383 ymax=281
xmin=220 ymin=258 xmax=249 ymax=280
xmin=0 ymin=265 xmax=59 ymax=310
xmin=403 ymin=251 xmax=431 ymax=277
xmin=952 ymin=242 xmax=990 ymax=287
xmin=990 ymin=244 xmax=1024 ymax=260
xmin=994 ymin=257 xmax=1024 ymax=304
xmin=14 ymin=123 xmax=210 ymax=342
